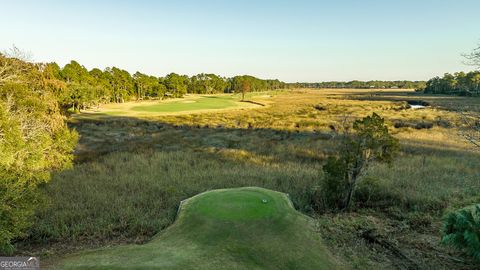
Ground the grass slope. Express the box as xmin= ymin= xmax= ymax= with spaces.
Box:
xmin=50 ymin=187 xmax=339 ymax=269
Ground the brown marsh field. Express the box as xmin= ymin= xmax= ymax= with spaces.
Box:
xmin=22 ymin=89 xmax=480 ymax=269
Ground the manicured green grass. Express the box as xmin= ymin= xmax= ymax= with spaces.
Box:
xmin=131 ymin=96 xmax=238 ymax=113
xmin=50 ymin=187 xmax=339 ymax=270
xmin=78 ymin=93 xmax=271 ymax=119
xmin=189 ymin=188 xmax=281 ymax=221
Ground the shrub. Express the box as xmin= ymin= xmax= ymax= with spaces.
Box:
xmin=0 ymin=55 xmax=77 ymax=254
xmin=314 ymin=104 xmax=327 ymax=111
xmin=415 ymin=121 xmax=433 ymax=130
xmin=314 ymin=113 xmax=399 ymax=212
xmin=393 ymin=120 xmax=434 ymax=130
xmin=442 ymin=204 xmax=480 ymax=261
xmin=435 ymin=118 xmax=451 ymax=128
xmin=312 ymin=156 xmax=348 ymax=212
xmin=393 ymin=120 xmax=411 ymax=129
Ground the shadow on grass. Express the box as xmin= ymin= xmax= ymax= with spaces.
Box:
xmin=240 ymin=100 xmax=266 ymax=106
xmin=69 ymin=113 xmax=477 ymax=165
xmin=69 ymin=114 xmax=334 ymax=164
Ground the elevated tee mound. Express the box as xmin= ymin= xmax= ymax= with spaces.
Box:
xmin=52 ymin=187 xmax=340 ymax=269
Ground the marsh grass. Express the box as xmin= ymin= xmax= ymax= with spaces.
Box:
xmin=30 ymin=150 xmax=320 ymax=246
xmin=20 ymin=89 xmax=480 ymax=268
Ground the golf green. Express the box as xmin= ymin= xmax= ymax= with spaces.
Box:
xmin=187 ymin=188 xmax=281 ymax=221
xmin=50 ymin=187 xmax=340 ymax=269
xmin=130 ymin=96 xmax=238 ymax=113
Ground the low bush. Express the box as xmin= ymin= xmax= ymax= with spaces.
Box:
xmin=393 ymin=120 xmax=410 ymax=129
xmin=435 ymin=118 xmax=451 ymax=128
xmin=314 ymin=104 xmax=327 ymax=111
xmin=442 ymin=204 xmax=480 ymax=262
xmin=393 ymin=120 xmax=434 ymax=129
xmin=312 ymin=156 xmax=348 ymax=212
xmin=415 ymin=121 xmax=433 ymax=129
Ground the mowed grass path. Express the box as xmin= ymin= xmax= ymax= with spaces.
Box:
xmin=80 ymin=94 xmax=267 ymax=118
xmin=50 ymin=187 xmax=339 ymax=270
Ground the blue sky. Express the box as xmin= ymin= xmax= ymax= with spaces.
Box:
xmin=1 ymin=0 xmax=479 ymax=82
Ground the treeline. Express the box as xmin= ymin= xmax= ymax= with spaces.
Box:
xmin=423 ymin=71 xmax=480 ymax=96
xmin=42 ymin=61 xmax=287 ymax=112
xmin=290 ymin=80 xmax=426 ymax=89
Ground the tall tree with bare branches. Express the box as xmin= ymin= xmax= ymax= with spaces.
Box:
xmin=463 ymin=42 xmax=480 ymax=70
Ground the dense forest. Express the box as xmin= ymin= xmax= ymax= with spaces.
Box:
xmin=423 ymin=71 xmax=480 ymax=96
xmin=41 ymin=60 xmax=288 ymax=112
xmin=291 ymin=80 xmax=426 ymax=89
